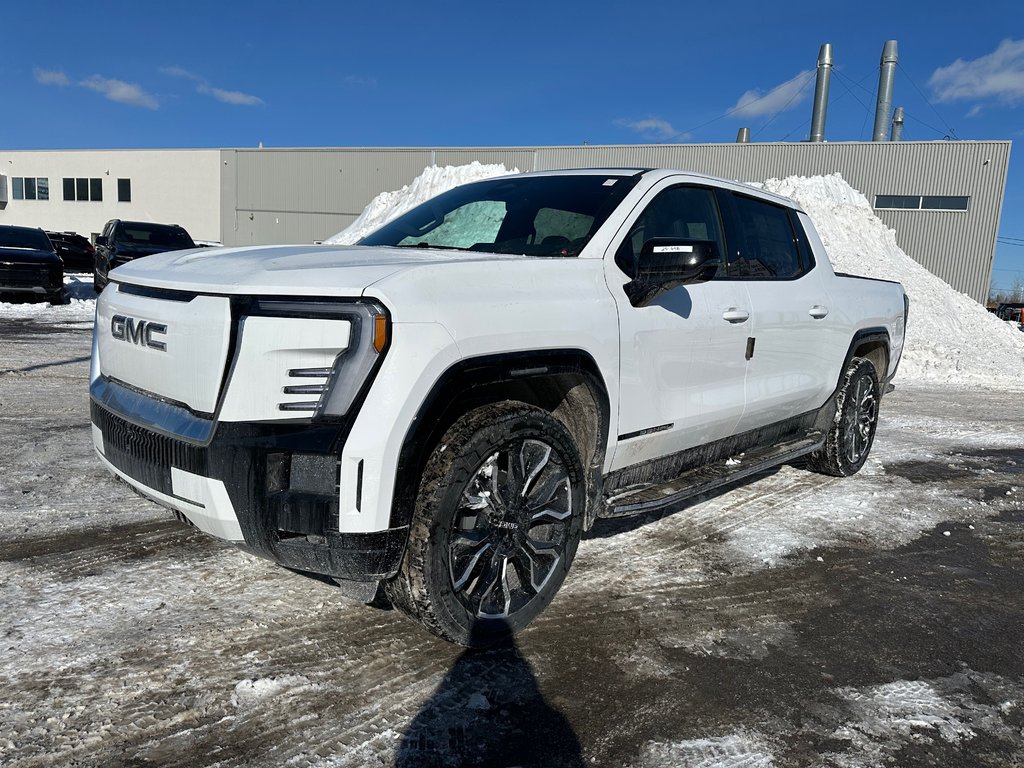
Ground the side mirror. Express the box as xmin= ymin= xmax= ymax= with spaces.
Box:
xmin=95 ymin=235 xmax=108 ymax=247
xmin=624 ymin=239 xmax=720 ymax=307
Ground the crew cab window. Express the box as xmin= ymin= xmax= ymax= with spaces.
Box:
xmin=615 ymin=185 xmax=725 ymax=278
xmin=725 ymin=194 xmax=803 ymax=279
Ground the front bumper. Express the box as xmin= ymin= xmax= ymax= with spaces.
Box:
xmin=90 ymin=384 xmax=408 ymax=581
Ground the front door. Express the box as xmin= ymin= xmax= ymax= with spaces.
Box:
xmin=606 ymin=180 xmax=750 ymax=471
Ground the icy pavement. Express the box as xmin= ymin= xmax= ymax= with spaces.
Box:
xmin=2 ymin=321 xmax=1024 ymax=767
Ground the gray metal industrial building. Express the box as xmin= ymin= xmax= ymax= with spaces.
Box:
xmin=0 ymin=140 xmax=1011 ymax=304
xmin=220 ymin=139 xmax=1010 ymax=303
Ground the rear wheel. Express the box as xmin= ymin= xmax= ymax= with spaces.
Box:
xmin=808 ymin=357 xmax=880 ymax=477
xmin=386 ymin=402 xmax=585 ymax=646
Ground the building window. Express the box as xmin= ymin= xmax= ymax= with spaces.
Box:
xmin=63 ymin=177 xmax=103 ymax=201
xmin=117 ymin=178 xmax=132 ymax=202
xmin=922 ymin=195 xmax=969 ymax=211
xmin=875 ymin=194 xmax=969 ymax=211
xmin=11 ymin=177 xmax=49 ymax=201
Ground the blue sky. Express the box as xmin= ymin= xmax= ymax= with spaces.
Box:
xmin=4 ymin=0 xmax=1023 ymax=295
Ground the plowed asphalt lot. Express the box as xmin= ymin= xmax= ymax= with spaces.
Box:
xmin=2 ymin=315 xmax=1023 ymax=768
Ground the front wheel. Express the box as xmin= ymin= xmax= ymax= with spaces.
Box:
xmin=386 ymin=402 xmax=586 ymax=646
xmin=808 ymin=357 xmax=881 ymax=477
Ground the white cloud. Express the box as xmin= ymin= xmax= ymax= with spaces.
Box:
xmin=929 ymin=38 xmax=1024 ymax=106
xmin=344 ymin=75 xmax=378 ymax=87
xmin=729 ymin=70 xmax=814 ymax=118
xmin=34 ymin=68 xmax=69 ymax=87
xmin=160 ymin=65 xmax=202 ymax=81
xmin=615 ymin=117 xmax=685 ymax=140
xmin=197 ymin=83 xmax=264 ymax=106
xmin=79 ymin=75 xmax=159 ymax=110
xmin=162 ymin=65 xmax=264 ymax=106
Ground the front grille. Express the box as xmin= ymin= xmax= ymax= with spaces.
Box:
xmin=92 ymin=402 xmax=208 ymax=495
xmin=0 ymin=266 xmax=51 ymax=287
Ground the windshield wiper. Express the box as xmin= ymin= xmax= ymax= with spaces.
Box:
xmin=392 ymin=243 xmax=469 ymax=251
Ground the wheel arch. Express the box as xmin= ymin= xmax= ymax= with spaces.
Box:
xmin=813 ymin=328 xmax=890 ymax=433
xmin=849 ymin=330 xmax=891 ymax=384
xmin=389 ymin=349 xmax=611 ymax=531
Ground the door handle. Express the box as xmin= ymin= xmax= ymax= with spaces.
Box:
xmin=808 ymin=305 xmax=829 ymax=319
xmin=722 ymin=308 xmax=750 ymax=323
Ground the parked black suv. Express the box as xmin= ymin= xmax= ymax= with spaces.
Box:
xmin=0 ymin=225 xmax=65 ymax=304
xmin=94 ymin=220 xmax=196 ymax=292
xmin=45 ymin=231 xmax=95 ymax=273
xmin=994 ymin=302 xmax=1024 ymax=323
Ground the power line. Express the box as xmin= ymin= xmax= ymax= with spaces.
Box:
xmin=897 ymin=62 xmax=959 ymax=139
xmin=901 ymin=112 xmax=952 ymax=139
xmin=663 ymin=71 xmax=815 ymax=143
xmin=829 ymin=68 xmax=878 ymax=142
xmin=752 ymin=72 xmax=816 ymax=139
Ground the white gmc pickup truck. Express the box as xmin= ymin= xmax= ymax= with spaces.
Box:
xmin=90 ymin=169 xmax=907 ymax=645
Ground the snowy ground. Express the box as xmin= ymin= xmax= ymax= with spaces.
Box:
xmin=2 ymin=316 xmax=1024 ymax=767
xmin=2 ymin=169 xmax=1023 ymax=765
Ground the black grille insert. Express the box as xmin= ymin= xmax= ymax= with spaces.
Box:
xmin=92 ymin=402 xmax=208 ymax=495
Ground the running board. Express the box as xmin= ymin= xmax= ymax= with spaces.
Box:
xmin=602 ymin=434 xmax=824 ymax=518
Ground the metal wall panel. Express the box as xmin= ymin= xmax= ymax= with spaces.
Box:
xmin=220 ymin=141 xmax=1010 ymax=302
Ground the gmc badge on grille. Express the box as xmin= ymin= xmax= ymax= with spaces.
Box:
xmin=111 ymin=314 xmax=167 ymax=351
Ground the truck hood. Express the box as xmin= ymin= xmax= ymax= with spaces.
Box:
xmin=108 ymin=243 xmax=524 ymax=296
xmin=0 ymin=247 xmax=62 ymax=266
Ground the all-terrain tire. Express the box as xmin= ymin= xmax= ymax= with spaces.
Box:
xmin=807 ymin=357 xmax=881 ymax=477
xmin=385 ymin=401 xmax=586 ymax=647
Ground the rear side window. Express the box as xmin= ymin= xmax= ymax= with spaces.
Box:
xmin=725 ymin=194 xmax=803 ymax=279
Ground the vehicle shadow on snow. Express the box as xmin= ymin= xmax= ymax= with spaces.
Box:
xmin=396 ymin=620 xmax=584 ymax=768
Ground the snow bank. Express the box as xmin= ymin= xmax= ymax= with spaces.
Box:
xmin=761 ymin=174 xmax=1024 ymax=390
xmin=323 ymin=161 xmax=519 ymax=245
xmin=0 ymin=274 xmax=96 ymax=323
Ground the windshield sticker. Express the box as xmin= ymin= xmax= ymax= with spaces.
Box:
xmin=653 ymin=245 xmax=694 ymax=253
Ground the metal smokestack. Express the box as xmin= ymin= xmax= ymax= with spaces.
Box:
xmin=809 ymin=43 xmax=833 ymax=142
xmin=872 ymin=40 xmax=899 ymax=141
xmin=891 ymin=106 xmax=905 ymax=141
xmin=736 ymin=127 xmax=751 ymax=143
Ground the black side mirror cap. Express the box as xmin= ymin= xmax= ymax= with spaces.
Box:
xmin=624 ymin=238 xmax=720 ymax=307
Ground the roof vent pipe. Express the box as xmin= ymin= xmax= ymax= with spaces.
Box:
xmin=891 ymin=106 xmax=905 ymax=141
xmin=736 ymin=127 xmax=751 ymax=143
xmin=809 ymin=43 xmax=833 ymax=142
xmin=872 ymin=40 xmax=899 ymax=141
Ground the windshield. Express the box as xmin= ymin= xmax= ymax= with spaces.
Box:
xmin=0 ymin=227 xmax=54 ymax=251
xmin=118 ymin=223 xmax=195 ymax=249
xmin=359 ymin=173 xmax=642 ymax=257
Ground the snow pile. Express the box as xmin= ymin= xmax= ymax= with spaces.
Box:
xmin=323 ymin=161 xmax=519 ymax=244
xmin=761 ymin=173 xmax=1024 ymax=390
xmin=0 ymin=274 xmax=96 ymax=323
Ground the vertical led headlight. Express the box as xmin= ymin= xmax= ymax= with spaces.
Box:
xmin=317 ymin=301 xmax=389 ymax=418
xmin=246 ymin=298 xmax=390 ymax=419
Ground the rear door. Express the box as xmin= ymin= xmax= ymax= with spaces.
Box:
xmin=716 ymin=190 xmax=838 ymax=432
